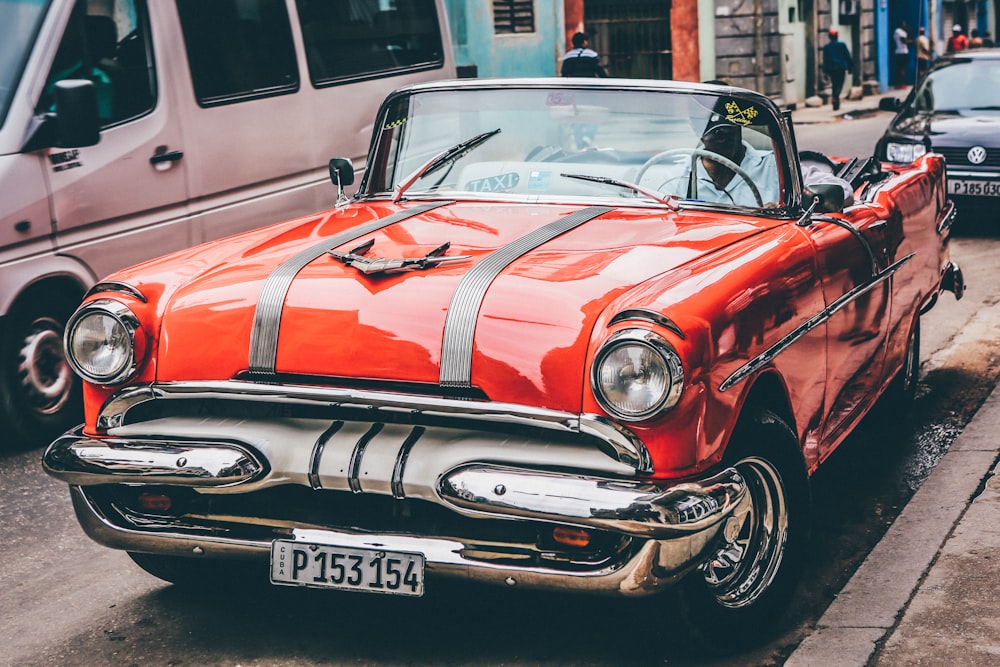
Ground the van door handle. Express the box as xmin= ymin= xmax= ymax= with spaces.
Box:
xmin=150 ymin=147 xmax=184 ymax=165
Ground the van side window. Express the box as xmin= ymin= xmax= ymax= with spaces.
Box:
xmin=296 ymin=0 xmax=446 ymax=84
xmin=36 ymin=0 xmax=156 ymax=126
xmin=177 ymin=0 xmax=299 ymax=106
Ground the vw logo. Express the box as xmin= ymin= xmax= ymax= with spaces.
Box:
xmin=968 ymin=146 xmax=988 ymax=165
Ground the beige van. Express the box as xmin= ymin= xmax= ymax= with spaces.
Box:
xmin=1 ymin=0 xmax=455 ymax=446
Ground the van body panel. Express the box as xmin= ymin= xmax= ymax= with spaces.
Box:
xmin=0 ymin=0 xmax=455 ymax=446
xmin=0 ymin=153 xmax=52 ymax=250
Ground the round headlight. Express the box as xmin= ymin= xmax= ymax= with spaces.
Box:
xmin=65 ymin=300 xmax=140 ymax=384
xmin=592 ymin=329 xmax=684 ymax=421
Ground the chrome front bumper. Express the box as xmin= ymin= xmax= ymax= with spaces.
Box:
xmin=44 ymin=380 xmax=750 ymax=595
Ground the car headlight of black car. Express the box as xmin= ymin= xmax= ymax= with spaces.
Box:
xmin=884 ymin=140 xmax=928 ymax=163
xmin=64 ymin=299 xmax=143 ymax=385
xmin=592 ymin=328 xmax=684 ymax=421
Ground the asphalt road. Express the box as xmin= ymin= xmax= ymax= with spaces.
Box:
xmin=3 ymin=109 xmax=999 ymax=666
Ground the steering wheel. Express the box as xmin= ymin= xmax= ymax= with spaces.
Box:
xmin=635 ymin=147 xmax=763 ymax=207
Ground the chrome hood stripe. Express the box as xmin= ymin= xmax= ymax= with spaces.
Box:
xmin=439 ymin=206 xmax=614 ymax=387
xmin=248 ymin=202 xmax=451 ymax=376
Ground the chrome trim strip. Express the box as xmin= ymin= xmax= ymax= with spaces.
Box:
xmin=85 ymin=281 xmax=148 ymax=303
xmin=248 ymin=202 xmax=451 ymax=376
xmin=93 ymin=381 xmax=653 ymax=473
xmin=608 ymin=308 xmax=685 ymax=339
xmin=720 ymin=253 xmax=916 ymax=391
xmin=348 ymin=423 xmax=383 ymax=493
xmin=439 ymin=464 xmax=748 ymax=537
xmin=392 ymin=426 xmax=424 ymax=498
xmin=43 ymin=428 xmax=265 ymax=486
xmin=439 ymin=206 xmax=614 ymax=387
xmin=309 ymin=421 xmax=342 ymax=490
xmin=937 ymin=200 xmax=957 ymax=235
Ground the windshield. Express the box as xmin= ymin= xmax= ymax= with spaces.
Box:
xmin=363 ymin=86 xmax=785 ymax=209
xmin=0 ymin=0 xmax=51 ymax=131
xmin=912 ymin=60 xmax=1000 ymax=113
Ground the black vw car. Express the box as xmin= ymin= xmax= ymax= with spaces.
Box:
xmin=876 ymin=49 xmax=1000 ymax=214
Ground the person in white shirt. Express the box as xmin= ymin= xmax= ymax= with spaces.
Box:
xmin=691 ymin=120 xmax=780 ymax=207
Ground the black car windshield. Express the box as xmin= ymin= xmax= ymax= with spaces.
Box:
xmin=0 ymin=0 xmax=52 ymax=131
xmin=363 ymin=85 xmax=785 ymax=209
xmin=913 ymin=59 xmax=1000 ymax=113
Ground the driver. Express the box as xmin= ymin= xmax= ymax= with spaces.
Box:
xmin=692 ymin=107 xmax=780 ymax=207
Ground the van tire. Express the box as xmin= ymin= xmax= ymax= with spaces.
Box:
xmin=0 ymin=293 xmax=82 ymax=448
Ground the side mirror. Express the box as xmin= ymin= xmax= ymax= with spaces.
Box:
xmin=806 ymin=184 xmax=846 ymax=213
xmin=878 ymin=96 xmax=903 ymax=112
xmin=329 ymin=158 xmax=355 ymax=205
xmin=54 ymin=79 xmax=100 ymax=148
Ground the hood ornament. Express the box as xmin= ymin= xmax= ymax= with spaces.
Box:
xmin=329 ymin=239 xmax=471 ymax=275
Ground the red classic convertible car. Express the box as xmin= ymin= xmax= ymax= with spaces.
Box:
xmin=44 ymin=79 xmax=963 ymax=648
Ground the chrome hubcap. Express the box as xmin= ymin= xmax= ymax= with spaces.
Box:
xmin=699 ymin=456 xmax=789 ymax=608
xmin=17 ymin=317 xmax=73 ymax=415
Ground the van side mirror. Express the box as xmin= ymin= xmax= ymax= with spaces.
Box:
xmin=329 ymin=158 xmax=355 ymax=205
xmin=54 ymin=79 xmax=101 ymax=148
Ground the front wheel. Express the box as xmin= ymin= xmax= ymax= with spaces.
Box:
xmin=673 ymin=409 xmax=810 ymax=651
xmin=0 ymin=293 xmax=82 ymax=449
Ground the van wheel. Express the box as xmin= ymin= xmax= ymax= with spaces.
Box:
xmin=672 ymin=410 xmax=810 ymax=652
xmin=0 ymin=294 xmax=82 ymax=448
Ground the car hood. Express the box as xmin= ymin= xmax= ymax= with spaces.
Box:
xmin=893 ymin=111 xmax=1000 ymax=143
xmin=145 ymin=200 xmax=769 ymax=412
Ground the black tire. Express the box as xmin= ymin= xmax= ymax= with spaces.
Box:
xmin=673 ymin=409 xmax=810 ymax=652
xmin=0 ymin=292 xmax=82 ymax=449
xmin=881 ymin=316 xmax=920 ymax=413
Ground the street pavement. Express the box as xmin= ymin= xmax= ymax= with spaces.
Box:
xmin=781 ymin=90 xmax=1000 ymax=666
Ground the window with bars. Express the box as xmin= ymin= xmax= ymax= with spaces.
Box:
xmin=493 ymin=0 xmax=534 ymax=34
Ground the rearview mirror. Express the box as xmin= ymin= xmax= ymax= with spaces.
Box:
xmin=329 ymin=158 xmax=355 ymax=205
xmin=54 ymin=79 xmax=100 ymax=148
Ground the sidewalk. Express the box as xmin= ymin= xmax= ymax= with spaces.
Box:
xmin=786 ymin=88 xmax=906 ymax=124
xmin=786 ymin=383 xmax=1000 ymax=666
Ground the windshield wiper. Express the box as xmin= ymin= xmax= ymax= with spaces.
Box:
xmin=560 ymin=172 xmax=679 ymax=209
xmin=394 ymin=128 xmax=501 ymax=202
xmin=968 ymin=106 xmax=1000 ymax=111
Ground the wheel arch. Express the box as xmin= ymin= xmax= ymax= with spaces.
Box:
xmin=0 ymin=258 xmax=94 ymax=319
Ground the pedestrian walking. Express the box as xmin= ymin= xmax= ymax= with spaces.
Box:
xmin=822 ymin=29 xmax=852 ymax=111
xmin=917 ymin=27 xmax=932 ymax=78
xmin=947 ymin=25 xmax=969 ymax=52
xmin=561 ymin=32 xmax=607 ymax=78
xmin=893 ymin=21 xmax=912 ymax=88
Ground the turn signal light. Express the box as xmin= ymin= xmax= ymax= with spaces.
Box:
xmin=552 ymin=526 xmax=592 ymax=548
xmin=137 ymin=492 xmax=173 ymax=512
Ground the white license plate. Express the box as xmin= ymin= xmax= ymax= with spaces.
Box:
xmin=270 ymin=540 xmax=425 ymax=596
xmin=948 ymin=179 xmax=1000 ymax=197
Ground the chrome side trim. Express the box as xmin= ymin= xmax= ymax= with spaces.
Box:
xmin=248 ymin=202 xmax=451 ymax=376
xmin=937 ymin=200 xmax=957 ymax=235
xmin=608 ymin=308 xmax=685 ymax=339
xmin=85 ymin=281 xmax=148 ymax=302
xmin=43 ymin=428 xmax=265 ymax=486
xmin=93 ymin=380 xmax=653 ymax=473
xmin=439 ymin=206 xmax=614 ymax=387
xmin=720 ymin=253 xmax=915 ymax=391
xmin=439 ymin=464 xmax=747 ymax=538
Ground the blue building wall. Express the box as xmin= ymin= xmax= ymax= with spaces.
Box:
xmin=446 ymin=1 xmax=565 ymax=78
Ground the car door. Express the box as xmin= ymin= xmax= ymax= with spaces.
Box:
xmin=807 ymin=212 xmax=892 ymax=452
xmin=44 ymin=0 xmax=191 ymax=281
